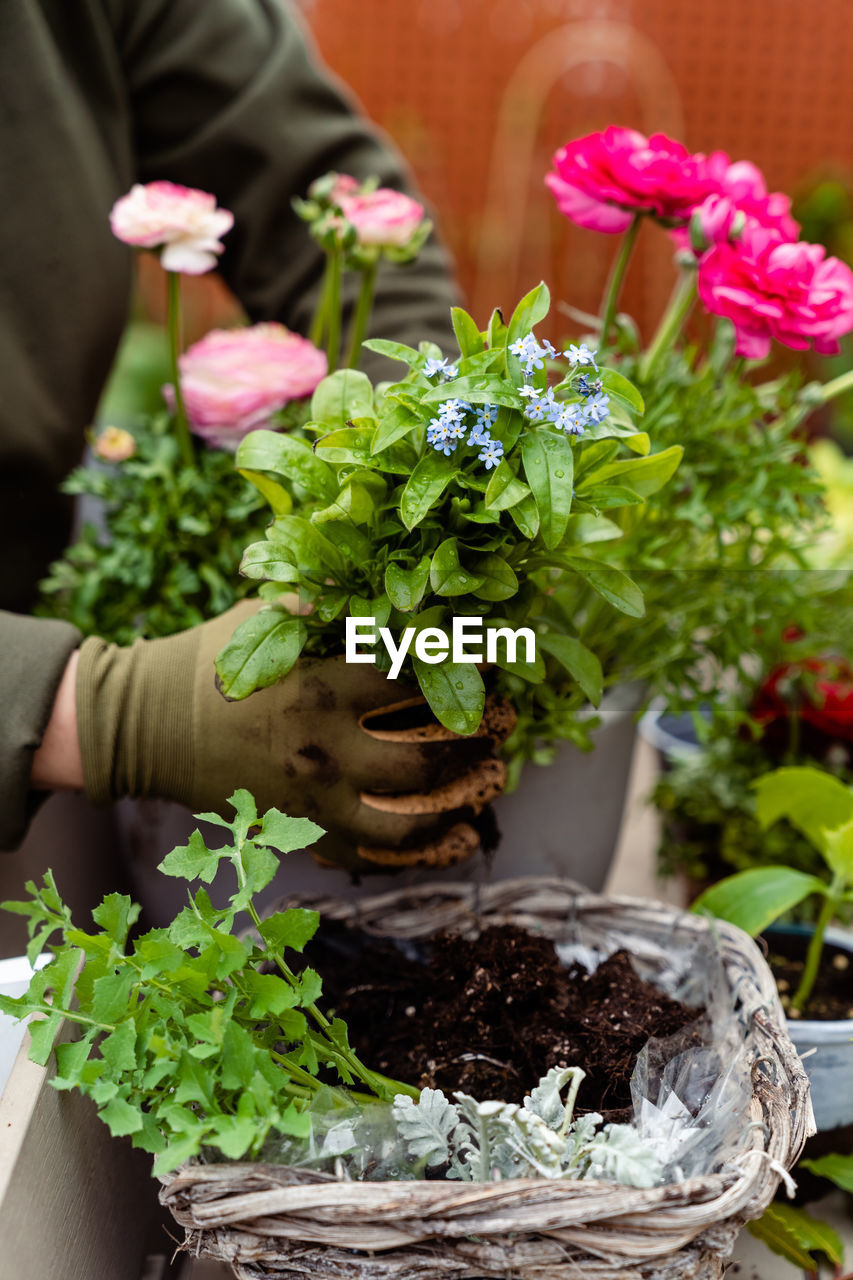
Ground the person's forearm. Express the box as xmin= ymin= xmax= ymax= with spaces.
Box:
xmin=30 ymin=651 xmax=83 ymax=791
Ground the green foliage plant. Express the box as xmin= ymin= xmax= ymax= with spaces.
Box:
xmin=0 ymin=793 xmax=415 ymax=1175
xmin=692 ymin=765 xmax=853 ymax=1012
xmin=215 ymin=282 xmax=674 ymax=741
xmin=748 ymin=1151 xmax=853 ymax=1278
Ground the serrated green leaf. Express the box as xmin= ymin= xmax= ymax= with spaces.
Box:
xmin=90 ymin=895 xmax=140 ymax=947
xmin=91 ymin=971 xmax=136 ymax=1025
xmin=240 ymin=971 xmax=298 ymax=1018
xmin=100 ymin=1094 xmax=144 ymax=1138
xmin=258 ymin=909 xmax=321 ymax=956
xmin=258 ymin=810 xmax=325 ymax=855
xmin=159 ymin=829 xmax=220 ymax=883
xmin=100 ymin=1020 xmax=137 ymax=1072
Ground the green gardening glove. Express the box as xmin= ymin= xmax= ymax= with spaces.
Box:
xmin=76 ymin=602 xmax=514 ymax=871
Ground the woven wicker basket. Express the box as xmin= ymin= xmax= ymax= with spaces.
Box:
xmin=160 ymin=879 xmax=813 ymax=1280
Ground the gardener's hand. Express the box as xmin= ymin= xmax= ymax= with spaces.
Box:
xmin=69 ymin=602 xmax=514 ymax=871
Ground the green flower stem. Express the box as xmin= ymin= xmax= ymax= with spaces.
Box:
xmin=599 ymin=214 xmax=642 ymax=349
xmin=819 ymin=367 xmax=853 ymax=402
xmin=792 ymin=890 xmax=840 ymax=1012
xmin=345 ymin=259 xmax=378 ymax=369
xmin=638 ymin=271 xmax=697 ymax=382
xmin=34 ymin=1003 xmax=114 ymax=1033
xmin=310 ymin=253 xmax=334 ymax=348
xmin=325 ymin=246 xmax=343 ymax=372
xmin=167 ymin=271 xmax=195 ymax=468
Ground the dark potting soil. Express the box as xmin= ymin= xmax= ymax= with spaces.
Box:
xmin=765 ymin=932 xmax=853 ymax=1022
xmin=304 ymin=922 xmax=703 ymax=1122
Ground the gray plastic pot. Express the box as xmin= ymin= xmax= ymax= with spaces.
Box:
xmin=781 ymin=926 xmax=853 ymax=1133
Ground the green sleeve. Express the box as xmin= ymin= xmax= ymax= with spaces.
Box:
xmin=0 ymin=612 xmax=82 ymax=851
xmin=106 ymin=0 xmax=460 ymax=370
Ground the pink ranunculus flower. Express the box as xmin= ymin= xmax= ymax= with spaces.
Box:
xmin=545 ymin=126 xmax=730 ymax=233
xmin=165 ymin=323 xmax=328 ymax=450
xmin=674 ymin=161 xmax=800 ymax=253
xmin=109 ymin=181 xmax=234 ymax=274
xmin=337 ymin=188 xmax=425 ymax=248
xmin=697 ymin=224 xmax=853 ymax=359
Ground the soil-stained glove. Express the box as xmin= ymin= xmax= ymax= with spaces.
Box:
xmin=76 ymin=602 xmax=514 ymax=871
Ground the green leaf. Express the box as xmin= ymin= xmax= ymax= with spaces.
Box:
xmin=234 ymin=844 xmax=280 ymax=906
xmin=412 ymin=658 xmax=485 ymax=735
xmin=451 ymin=307 xmax=485 ymax=357
xmin=564 ymin=556 xmax=645 ymax=618
xmin=625 ymin=432 xmax=650 ymax=456
xmin=258 ymin=909 xmax=321 ymax=956
xmin=508 ymin=494 xmax=539 ymax=539
xmin=470 ymin=554 xmax=518 ymax=602
xmin=599 ymin=368 xmax=645 ymax=415
xmin=824 ymin=818 xmax=853 ymax=881
xmin=506 ymin=281 xmax=551 ymax=347
xmin=400 ymin=452 xmax=454 ymax=529
xmin=486 ymin=623 xmax=544 ymax=683
xmin=91 ymin=895 xmax=140 ymax=947
xmin=800 ymin=1153 xmax=853 ymax=1193
xmin=240 ymin=540 xmax=300 ymax=583
xmin=430 ymin=539 xmax=486 ymax=597
xmin=484 ymin=465 xmax=530 ymax=513
xmin=565 ymin=514 xmax=622 ymax=545
xmin=313 ymin=425 xmax=376 ymax=467
xmin=754 ymin=767 xmax=853 ymax=858
xmin=91 ymin=971 xmax=136 ymax=1025
xmin=259 ymin=810 xmax=325 ymax=855
xmin=539 ymin=634 xmax=603 ymax=705
xmin=211 ymin=1112 xmax=257 ymax=1160
xmin=100 ymin=1095 xmax=144 ymax=1138
xmin=159 ymin=829 xmax=221 ymax=883
xmin=310 ymin=369 xmax=375 ymax=429
xmin=692 ymin=866 xmax=826 ymax=936
xmin=312 ymin=481 xmax=375 ymax=527
xmin=420 ymin=376 xmax=521 ymax=410
xmin=100 ymin=1020 xmax=137 ymax=1072
xmin=580 ymin=445 xmax=683 ymax=499
xmin=371 ymin=403 xmax=421 ymax=454
xmin=486 ymin=307 xmax=507 ymax=349
xmin=268 ymin=515 xmax=346 ymax=577
xmin=214 ymin=608 xmax=307 ymax=701
xmin=521 ymin=429 xmax=574 ymax=549
xmin=362 ymin=338 xmax=422 ymax=367
xmin=237 ymin=469 xmax=293 ymax=516
xmin=236 ymin=430 xmax=337 ymax=501
xmin=749 ymin=1203 xmax=842 ymax=1268
xmin=385 ymin=557 xmax=431 ymax=611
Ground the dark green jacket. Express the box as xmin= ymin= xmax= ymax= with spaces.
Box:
xmin=0 ymin=0 xmax=457 ymax=847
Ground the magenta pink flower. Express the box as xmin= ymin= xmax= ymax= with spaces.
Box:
xmin=545 ymin=126 xmax=730 ymax=233
xmin=110 ymin=181 xmax=234 ymax=274
xmin=697 ymin=224 xmax=853 ymax=359
xmin=165 ymin=324 xmax=328 ymax=449
xmin=337 ymin=188 xmax=425 ymax=248
xmin=674 ymin=161 xmax=800 ymax=253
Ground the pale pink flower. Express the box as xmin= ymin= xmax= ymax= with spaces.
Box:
xmin=546 ymin=126 xmax=730 ymax=233
xmin=164 ymin=323 xmax=327 ymax=449
xmin=697 ymin=224 xmax=853 ymax=359
xmin=94 ymin=426 xmax=136 ymax=462
xmin=109 ymin=181 xmax=234 ymax=274
xmin=337 ymin=188 xmax=425 ymax=248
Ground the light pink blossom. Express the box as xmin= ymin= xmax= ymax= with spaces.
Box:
xmin=697 ymin=224 xmax=853 ymax=359
xmin=109 ymin=181 xmax=234 ymax=274
xmin=545 ymin=126 xmax=730 ymax=233
xmin=165 ymin=324 xmax=327 ymax=449
xmin=94 ymin=426 xmax=136 ymax=462
xmin=337 ymin=188 xmax=425 ymax=248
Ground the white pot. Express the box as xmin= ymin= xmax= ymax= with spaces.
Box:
xmin=785 ymin=927 xmax=853 ymax=1133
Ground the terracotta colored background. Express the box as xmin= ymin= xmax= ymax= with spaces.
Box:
xmin=141 ymin=0 xmax=853 ymax=344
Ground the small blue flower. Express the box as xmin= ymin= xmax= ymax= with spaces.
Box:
xmin=523 ymin=388 xmax=557 ymax=422
xmin=475 ymin=404 xmax=499 ymax=428
xmin=558 ymin=403 xmax=587 ymax=436
xmin=519 ymin=383 xmax=539 ymax=401
xmin=565 ymin=343 xmax=599 ymax=369
xmin=446 ymin=418 xmax=467 ymax=441
xmin=508 ymin=334 xmax=537 ymax=360
xmin=440 ymin=397 xmax=470 ymax=424
xmin=467 ymin=425 xmax=491 ymax=447
xmin=479 ymin=439 xmax=505 ymax=469
xmin=540 ymin=338 xmax=559 ymax=359
xmin=423 ymin=356 xmax=460 ymax=381
xmin=583 ymin=391 xmax=610 ymax=423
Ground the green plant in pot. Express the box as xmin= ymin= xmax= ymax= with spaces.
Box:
xmin=693 ymin=765 xmax=853 ymax=1132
